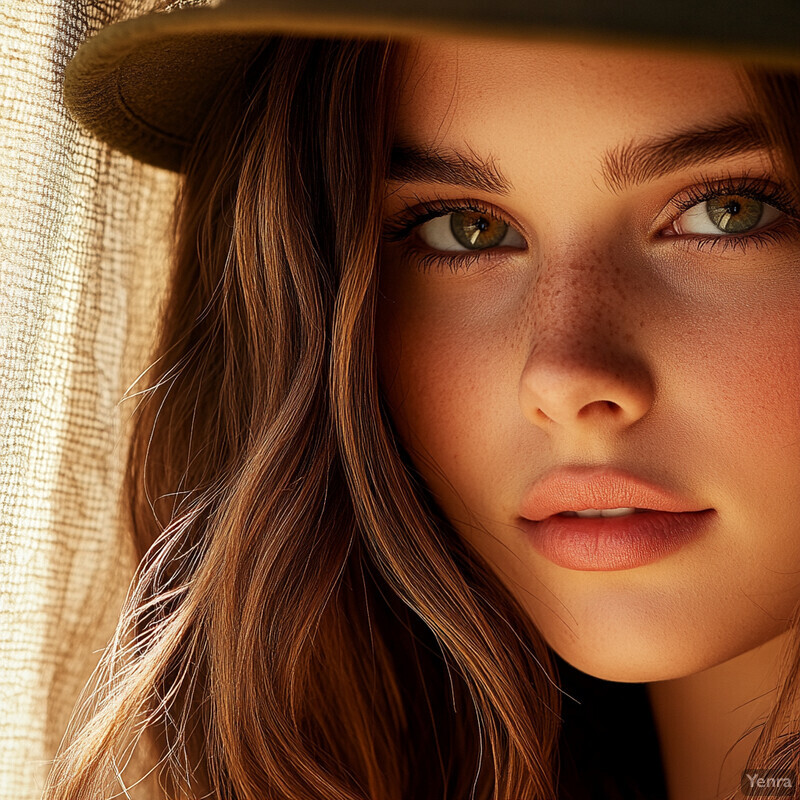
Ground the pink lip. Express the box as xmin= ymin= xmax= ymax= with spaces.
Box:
xmin=518 ymin=509 xmax=716 ymax=571
xmin=517 ymin=465 xmax=715 ymax=571
xmin=518 ymin=465 xmax=710 ymax=521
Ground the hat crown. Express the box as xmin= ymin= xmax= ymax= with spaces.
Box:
xmin=65 ymin=0 xmax=800 ymax=174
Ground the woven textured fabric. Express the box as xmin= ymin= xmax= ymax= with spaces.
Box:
xmin=0 ymin=2 xmax=178 ymax=797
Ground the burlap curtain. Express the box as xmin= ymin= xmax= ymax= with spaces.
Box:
xmin=0 ymin=2 xmax=179 ymax=797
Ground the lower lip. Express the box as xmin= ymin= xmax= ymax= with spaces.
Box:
xmin=519 ymin=510 xmax=716 ymax=571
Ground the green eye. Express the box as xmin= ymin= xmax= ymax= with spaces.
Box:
xmin=675 ymin=194 xmax=782 ymax=237
xmin=417 ymin=208 xmax=526 ymax=252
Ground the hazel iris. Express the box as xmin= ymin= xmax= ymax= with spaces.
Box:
xmin=706 ymin=195 xmax=763 ymax=234
xmin=450 ymin=211 xmax=508 ymax=249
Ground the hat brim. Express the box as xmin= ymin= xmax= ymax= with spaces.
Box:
xmin=63 ymin=1 xmax=800 ymax=173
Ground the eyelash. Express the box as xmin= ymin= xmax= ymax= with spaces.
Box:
xmin=381 ymin=174 xmax=800 ymax=274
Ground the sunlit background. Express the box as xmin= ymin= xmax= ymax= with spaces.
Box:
xmin=0 ymin=2 xmax=177 ymax=796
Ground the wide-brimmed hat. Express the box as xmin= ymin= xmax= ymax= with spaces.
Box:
xmin=63 ymin=0 xmax=800 ymax=173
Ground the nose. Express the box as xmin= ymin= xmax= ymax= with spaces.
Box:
xmin=519 ymin=271 xmax=655 ymax=435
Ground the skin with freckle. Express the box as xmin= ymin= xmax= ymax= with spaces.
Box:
xmin=375 ymin=37 xmax=800 ymax=682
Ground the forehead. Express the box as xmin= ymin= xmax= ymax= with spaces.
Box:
xmin=394 ymin=37 xmax=751 ymax=152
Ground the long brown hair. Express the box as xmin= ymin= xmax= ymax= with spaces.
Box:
xmin=42 ymin=36 xmax=800 ymax=800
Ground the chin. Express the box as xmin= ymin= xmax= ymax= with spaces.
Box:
xmin=544 ymin=629 xmax=732 ymax=684
xmin=524 ymin=581 xmax=784 ymax=684
xmin=561 ymin=656 xmax=689 ymax=683
xmin=554 ymin=649 xmax=709 ymax=683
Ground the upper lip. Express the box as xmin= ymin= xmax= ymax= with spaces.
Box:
xmin=519 ymin=466 xmax=712 ymax=522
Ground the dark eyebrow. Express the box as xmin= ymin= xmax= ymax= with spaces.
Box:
xmin=388 ymin=114 xmax=771 ymax=196
xmin=601 ymin=113 xmax=771 ymax=194
xmin=388 ymin=144 xmax=512 ymax=194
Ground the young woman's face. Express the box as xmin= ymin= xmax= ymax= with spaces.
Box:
xmin=375 ymin=37 xmax=800 ymax=682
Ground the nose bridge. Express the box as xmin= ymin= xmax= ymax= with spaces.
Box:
xmin=519 ymin=243 xmax=654 ymax=430
xmin=529 ymin=241 xmax=629 ymax=354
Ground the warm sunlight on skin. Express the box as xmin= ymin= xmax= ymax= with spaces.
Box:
xmin=375 ymin=37 xmax=800 ymax=683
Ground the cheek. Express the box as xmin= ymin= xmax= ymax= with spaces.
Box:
xmin=375 ymin=271 xmax=521 ymax=511
xmin=377 ymin=312 xmax=499 ymax=464
xmin=696 ymin=304 xmax=800 ymax=571
xmin=710 ymin=314 xmax=800 ymax=435
xmin=680 ymin=300 xmax=800 ymax=493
